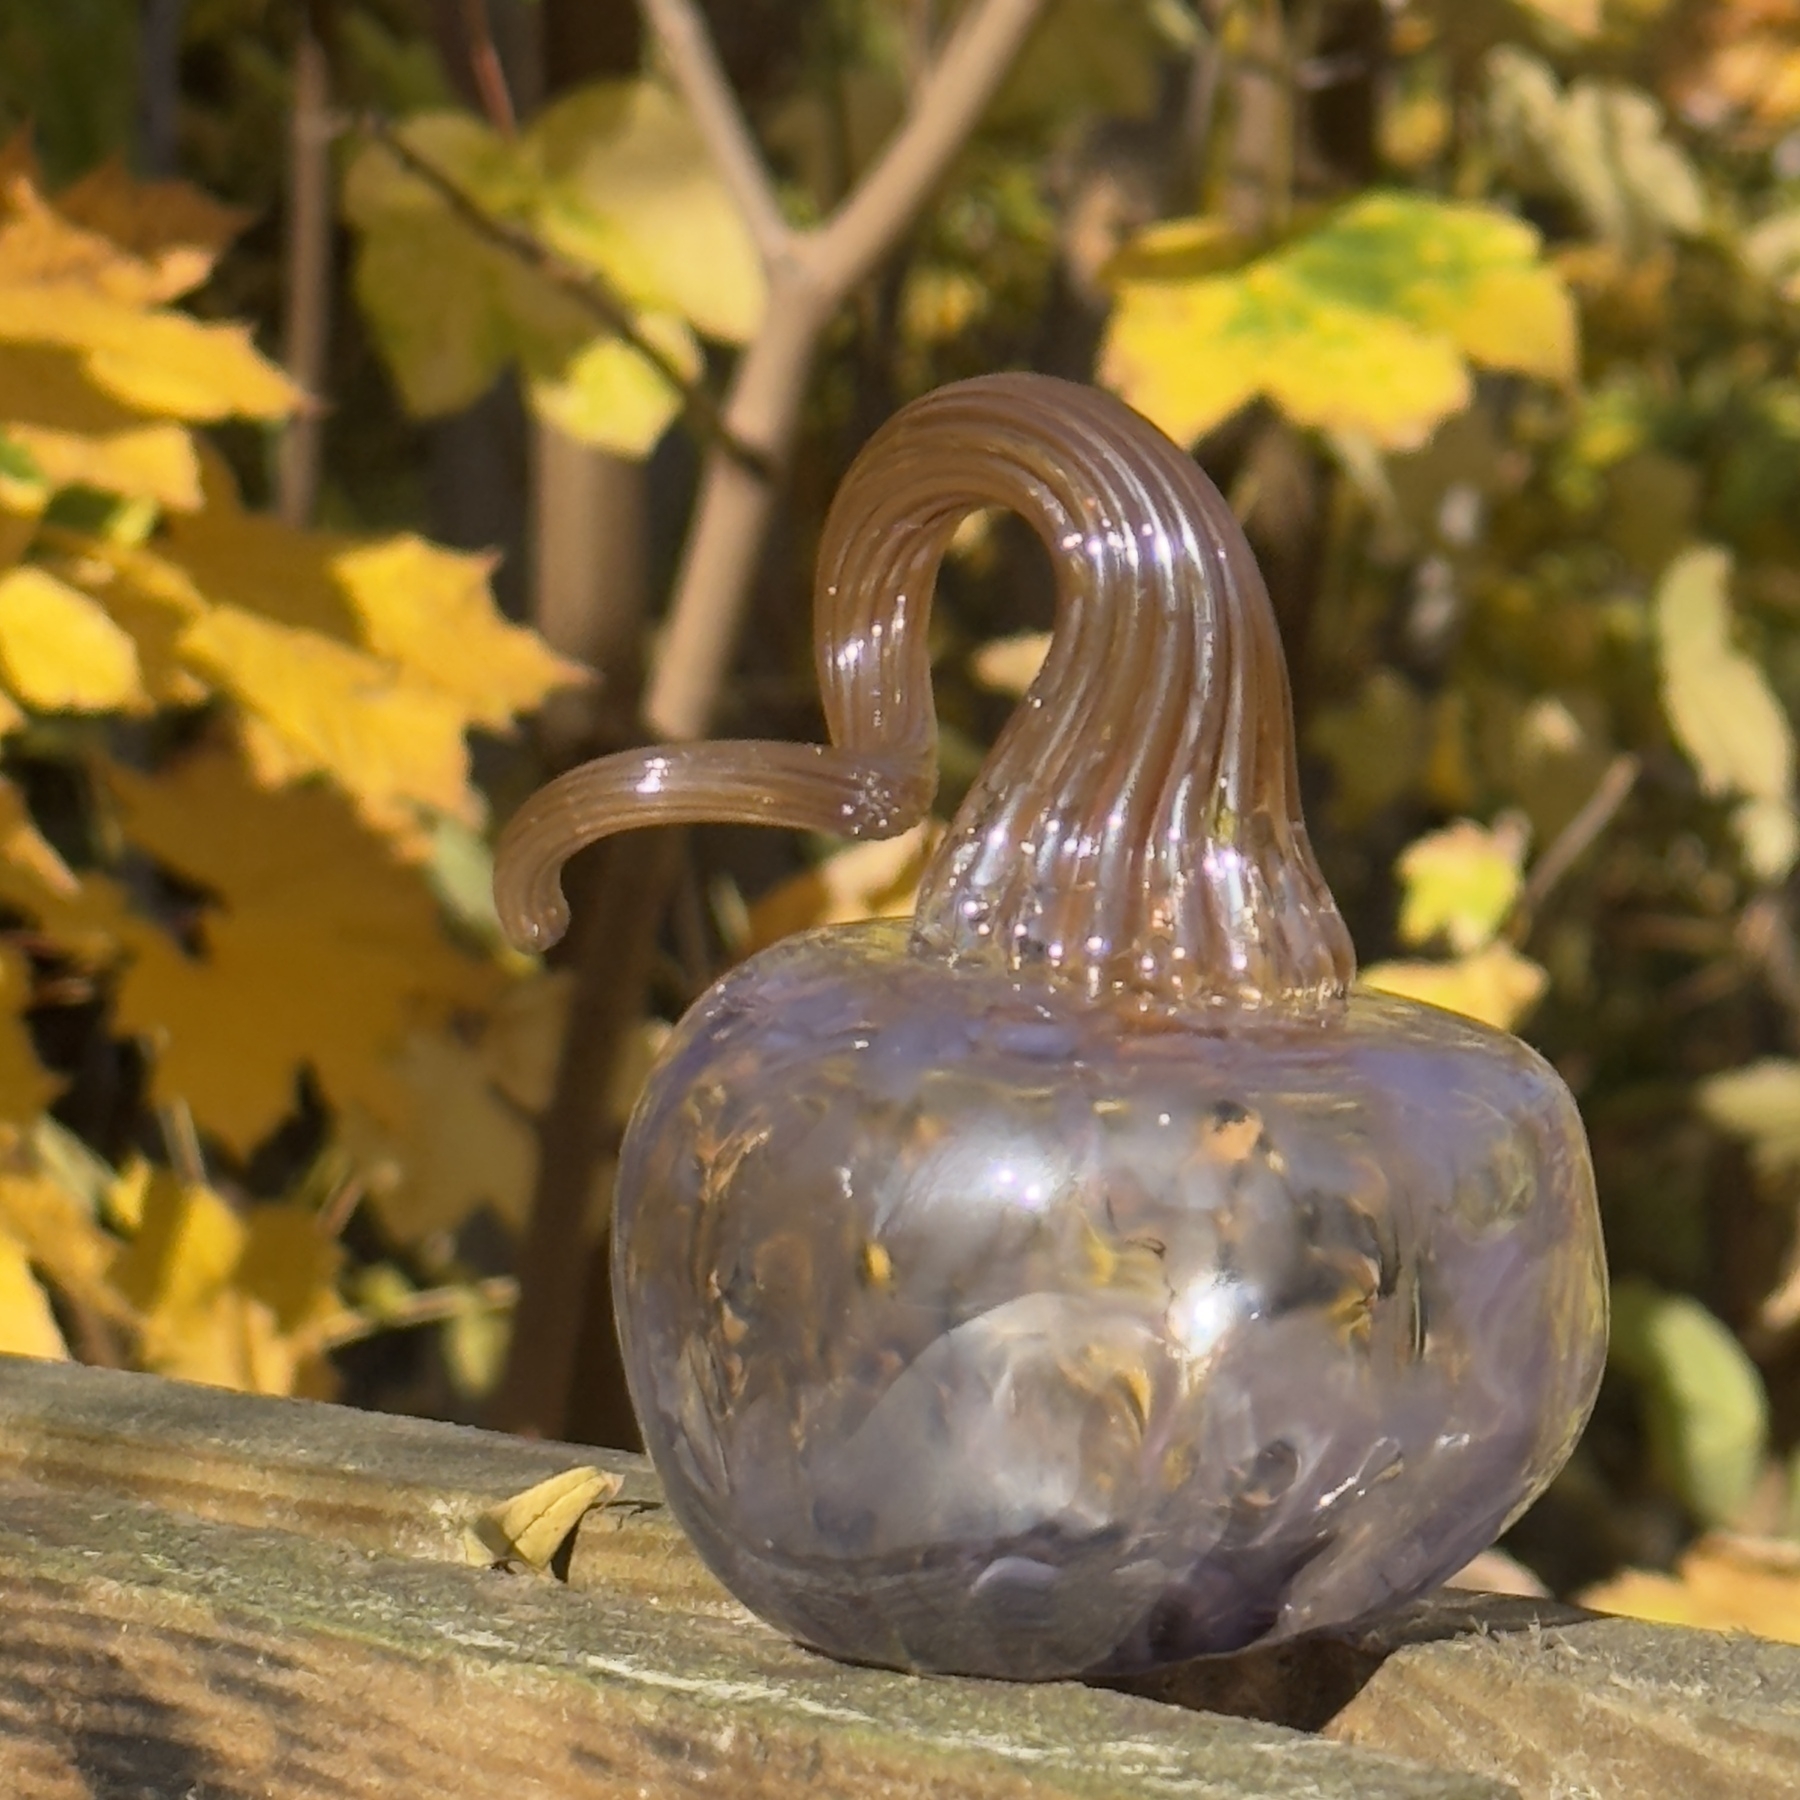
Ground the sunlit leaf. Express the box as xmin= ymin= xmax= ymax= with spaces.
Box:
xmin=1360 ymin=941 xmax=1550 ymax=1032
xmin=0 ymin=564 xmax=145 ymax=712
xmin=468 ymin=1464 xmax=620 ymax=1572
xmin=1698 ymin=1060 xmax=1800 ymax=1178
xmin=333 ymin=535 xmax=587 ymax=730
xmin=1104 ymin=192 xmax=1576 ymax=450
xmin=1581 ymin=1534 xmax=1800 ymax=1646
xmin=528 ymin=80 xmax=764 ymax=345
xmin=0 ymin=1227 xmax=67 ymax=1359
xmin=1611 ymin=1279 xmax=1769 ymax=1527
xmin=1654 ymin=545 xmax=1797 ymax=880
xmin=108 ymin=747 xmax=500 ymax=1153
xmin=970 ymin=631 xmax=1051 ymax=697
xmin=1395 ymin=819 xmax=1527 ymax=954
xmin=181 ymin=603 xmax=475 ymax=830
xmin=743 ymin=822 xmax=946 ymax=954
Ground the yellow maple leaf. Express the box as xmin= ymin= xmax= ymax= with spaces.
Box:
xmin=1395 ymin=819 xmax=1528 ymax=955
xmin=181 ymin=603 xmax=476 ymax=829
xmin=1581 ymin=1535 xmax=1800 ymax=1645
xmin=333 ymin=535 xmax=587 ymax=728
xmin=0 ymin=177 xmax=296 ymax=424
xmin=0 ymin=1225 xmax=67 ymax=1360
xmin=53 ymin=159 xmax=250 ymax=303
xmin=0 ymin=942 xmax=56 ymax=1124
xmin=1103 ymin=192 xmax=1576 ymax=450
xmin=0 ymin=343 xmax=201 ymax=509
xmin=0 ymin=1164 xmax=126 ymax=1325
xmin=0 ymin=565 xmax=146 ymax=713
xmin=1360 ymin=941 xmax=1550 ymax=1033
xmin=108 ymin=746 xmax=501 ymax=1152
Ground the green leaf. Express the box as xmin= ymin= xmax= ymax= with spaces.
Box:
xmin=1103 ymin=192 xmax=1576 ymax=451
xmin=1698 ymin=1059 xmax=1800 ymax=1178
xmin=1654 ymin=545 xmax=1798 ymax=880
xmin=1610 ymin=1278 xmax=1769 ymax=1527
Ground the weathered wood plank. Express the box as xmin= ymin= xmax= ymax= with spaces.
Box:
xmin=0 ymin=1358 xmax=1502 ymax=1800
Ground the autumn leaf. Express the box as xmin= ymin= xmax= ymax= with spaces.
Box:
xmin=1654 ymin=545 xmax=1798 ymax=880
xmin=1360 ymin=940 xmax=1550 ymax=1032
xmin=0 ymin=1227 xmax=66 ymax=1359
xmin=52 ymin=158 xmax=250 ymax=303
xmin=1394 ymin=818 xmax=1528 ymax=954
xmin=0 ymin=942 xmax=57 ymax=1124
xmin=1697 ymin=1060 xmax=1800 ymax=1179
xmin=0 ymin=1165 xmax=121 ymax=1327
xmin=0 ymin=175 xmax=296 ymax=423
xmin=467 ymin=1465 xmax=621 ymax=1572
xmin=741 ymin=822 xmax=946 ymax=954
xmin=343 ymin=82 xmax=760 ymax=454
xmin=181 ymin=603 xmax=477 ymax=832
xmin=1103 ymin=192 xmax=1576 ymax=450
xmin=333 ymin=534 xmax=587 ymax=728
xmin=1582 ymin=1535 xmax=1800 ymax=1646
xmin=0 ymin=564 xmax=145 ymax=712
xmin=108 ymin=747 xmax=501 ymax=1154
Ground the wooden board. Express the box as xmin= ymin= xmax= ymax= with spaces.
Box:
xmin=0 ymin=1356 xmax=1793 ymax=1799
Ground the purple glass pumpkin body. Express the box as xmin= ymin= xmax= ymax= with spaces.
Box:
xmin=495 ymin=373 xmax=1608 ymax=1679
xmin=612 ymin=926 xmax=1604 ymax=1678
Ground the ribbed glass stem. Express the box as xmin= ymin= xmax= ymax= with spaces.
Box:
xmin=493 ymin=373 xmax=1353 ymax=1008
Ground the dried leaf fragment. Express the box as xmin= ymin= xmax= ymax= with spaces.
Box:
xmin=467 ymin=1465 xmax=621 ymax=1573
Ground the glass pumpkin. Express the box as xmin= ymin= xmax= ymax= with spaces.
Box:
xmin=494 ymin=373 xmax=1608 ymax=1681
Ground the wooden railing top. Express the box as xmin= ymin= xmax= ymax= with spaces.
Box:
xmin=0 ymin=1356 xmax=1794 ymax=1799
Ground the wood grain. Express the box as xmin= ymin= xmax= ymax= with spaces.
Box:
xmin=0 ymin=1357 xmax=1793 ymax=1799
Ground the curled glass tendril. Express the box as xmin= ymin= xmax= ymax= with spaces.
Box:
xmin=495 ymin=374 xmax=1352 ymax=1009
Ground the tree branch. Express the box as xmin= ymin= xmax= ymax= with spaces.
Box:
xmin=460 ymin=0 xmax=519 ymax=135
xmin=361 ymin=117 xmax=767 ymax=472
xmin=813 ymin=0 xmax=1045 ymax=298
xmin=640 ymin=0 xmax=792 ymax=264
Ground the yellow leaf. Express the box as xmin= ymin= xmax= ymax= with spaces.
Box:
xmin=469 ymin=1465 xmax=621 ymax=1571
xmin=109 ymin=747 xmax=500 ymax=1152
xmin=108 ymin=1169 xmax=242 ymax=1317
xmin=1580 ymin=1535 xmax=1800 ymax=1645
xmin=1395 ymin=819 xmax=1527 ymax=954
xmin=0 ymin=343 xmax=201 ymax=508
xmin=1360 ymin=941 xmax=1550 ymax=1032
xmin=527 ymin=316 xmax=694 ymax=456
xmin=341 ymin=1028 xmax=543 ymax=1241
xmin=528 ymin=80 xmax=765 ymax=344
xmin=333 ymin=535 xmax=587 ymax=728
xmin=0 ymin=1166 xmax=123 ymax=1323
xmin=970 ymin=631 xmax=1052 ymax=697
xmin=1655 ymin=545 xmax=1797 ymax=880
xmin=53 ymin=159 xmax=250 ymax=303
xmin=0 ymin=942 xmax=56 ymax=1124
xmin=0 ymin=1226 xmax=68 ymax=1360
xmin=236 ymin=1203 xmax=353 ymax=1341
xmin=0 ymin=565 xmax=146 ymax=712
xmin=180 ymin=604 xmax=475 ymax=829
xmin=1513 ymin=0 xmax=1604 ymax=38
xmin=744 ymin=822 xmax=946 ymax=953
xmin=1104 ymin=192 xmax=1576 ymax=450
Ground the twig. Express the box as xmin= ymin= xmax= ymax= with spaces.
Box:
xmin=322 ymin=1275 xmax=518 ymax=1350
xmin=361 ymin=116 xmax=767 ymax=473
xmin=158 ymin=1098 xmax=207 ymax=1189
xmin=641 ymin=0 xmax=792 ymax=264
xmin=460 ymin=0 xmax=518 ymax=136
xmin=277 ymin=13 xmax=336 ymax=528
xmin=643 ymin=0 xmax=1049 ymax=742
xmin=495 ymin=0 xmax=1049 ymax=1440
xmin=1511 ymin=753 xmax=1640 ymax=933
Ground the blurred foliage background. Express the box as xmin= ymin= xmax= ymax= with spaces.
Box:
xmin=2 ymin=0 xmax=1800 ymax=1638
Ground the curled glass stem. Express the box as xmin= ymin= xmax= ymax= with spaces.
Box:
xmin=494 ymin=373 xmax=1354 ymax=1007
